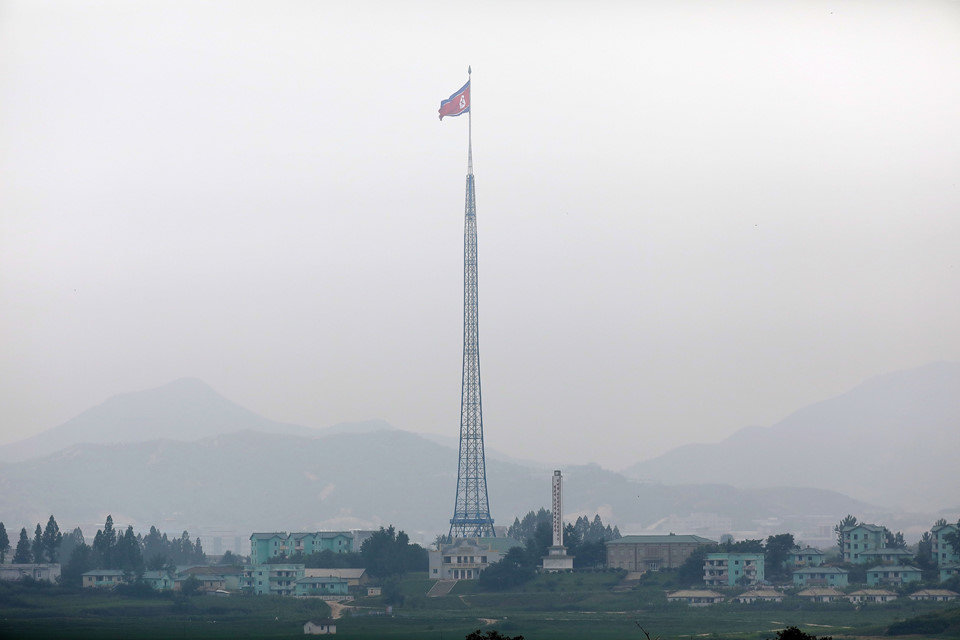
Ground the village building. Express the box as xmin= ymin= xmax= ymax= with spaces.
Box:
xmin=908 ymin=589 xmax=959 ymax=602
xmin=735 ymin=588 xmax=783 ymax=603
xmin=703 ymin=552 xmax=764 ymax=587
xmin=665 ymin=589 xmax=725 ymax=606
xmin=796 ymin=587 xmax=846 ymax=603
xmin=847 ymin=589 xmax=897 ymax=603
xmin=840 ymin=523 xmax=886 ymax=564
xmin=866 ymin=565 xmax=922 ymax=587
xmin=606 ymin=534 xmax=716 ymax=572
xmin=792 ymin=566 xmax=849 ymax=587
xmin=303 ymin=619 xmax=337 ymax=635
xmin=785 ymin=547 xmax=825 ymax=568
xmin=82 ymin=569 xmax=127 ymax=588
xmin=428 ymin=537 xmax=520 ymax=580
xmin=0 ymin=563 xmax=61 ymax=583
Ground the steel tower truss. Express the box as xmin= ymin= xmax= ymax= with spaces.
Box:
xmin=449 ymin=171 xmax=495 ymax=538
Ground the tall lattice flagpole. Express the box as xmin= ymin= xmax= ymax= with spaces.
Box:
xmin=448 ymin=67 xmax=495 ymax=538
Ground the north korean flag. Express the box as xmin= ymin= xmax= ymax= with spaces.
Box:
xmin=438 ymin=80 xmax=470 ymax=120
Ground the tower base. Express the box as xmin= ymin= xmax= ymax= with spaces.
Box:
xmin=542 ymin=546 xmax=575 ymax=572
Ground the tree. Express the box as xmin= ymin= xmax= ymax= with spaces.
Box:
xmin=13 ymin=527 xmax=32 ymax=563
xmin=678 ymin=544 xmax=718 ymax=586
xmin=61 ymin=542 xmax=93 ymax=587
xmin=115 ymin=525 xmax=144 ymax=575
xmin=360 ymin=526 xmax=427 ymax=578
xmin=93 ymin=515 xmax=117 ymax=568
xmin=32 ymin=524 xmax=44 ymax=564
xmin=382 ymin=575 xmax=404 ymax=606
xmin=916 ymin=531 xmax=934 ymax=570
xmin=477 ymin=546 xmax=536 ymax=591
xmin=180 ymin=574 xmax=200 ymax=596
xmin=769 ymin=626 xmax=832 ymax=640
xmin=835 ymin=515 xmax=858 ymax=556
xmin=0 ymin=522 xmax=9 ymax=563
xmin=42 ymin=515 xmax=63 ymax=562
xmin=883 ymin=527 xmax=906 ymax=549
xmin=765 ymin=533 xmax=795 ymax=580
xmin=59 ymin=528 xmax=85 ymax=568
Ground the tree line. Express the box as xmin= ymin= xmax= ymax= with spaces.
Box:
xmin=0 ymin=515 xmax=207 ymax=587
xmin=479 ymin=510 xmax=619 ymax=591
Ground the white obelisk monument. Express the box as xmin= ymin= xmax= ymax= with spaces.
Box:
xmin=542 ymin=470 xmax=574 ymax=571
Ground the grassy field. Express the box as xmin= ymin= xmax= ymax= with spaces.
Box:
xmin=2 ymin=574 xmax=959 ymax=639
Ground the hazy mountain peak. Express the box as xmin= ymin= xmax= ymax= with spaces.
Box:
xmin=0 ymin=378 xmax=318 ymax=463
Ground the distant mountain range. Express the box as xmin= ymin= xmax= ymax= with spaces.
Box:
xmin=624 ymin=361 xmax=960 ymax=511
xmin=0 ymin=364 xmax=954 ymax=540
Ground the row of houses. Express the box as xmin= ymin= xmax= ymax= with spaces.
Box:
xmin=667 ymin=587 xmax=960 ymax=606
xmin=79 ymin=565 xmax=371 ymax=599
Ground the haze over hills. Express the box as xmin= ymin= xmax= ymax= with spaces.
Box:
xmin=624 ymin=361 xmax=960 ymax=511
xmin=0 ymin=364 xmax=953 ymax=543
xmin=0 ymin=428 xmax=873 ymax=541
xmin=0 ymin=378 xmax=391 ymax=463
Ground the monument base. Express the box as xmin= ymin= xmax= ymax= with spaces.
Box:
xmin=542 ymin=546 xmax=575 ymax=572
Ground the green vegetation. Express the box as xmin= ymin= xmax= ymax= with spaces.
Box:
xmin=6 ymin=570 xmax=959 ymax=639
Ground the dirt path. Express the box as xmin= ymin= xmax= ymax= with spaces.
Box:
xmin=327 ymin=601 xmax=351 ymax=619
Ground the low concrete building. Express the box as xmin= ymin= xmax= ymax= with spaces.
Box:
xmin=666 ymin=589 xmax=725 ymax=605
xmin=295 ymin=575 xmax=349 ymax=597
xmin=303 ymin=619 xmax=336 ymax=635
xmin=848 ymin=589 xmax=897 ymax=603
xmin=786 ymin=547 xmax=825 ymax=568
xmin=792 ymin=566 xmax=849 ymax=587
xmin=606 ymin=534 xmax=716 ymax=572
xmin=176 ymin=574 xmax=227 ymax=592
xmin=0 ymin=563 xmax=61 ymax=583
xmin=304 ymin=568 xmax=369 ymax=588
xmin=866 ymin=565 xmax=922 ymax=587
xmin=859 ymin=548 xmax=913 ymax=565
xmin=82 ymin=569 xmax=127 ymax=588
xmin=735 ymin=588 xmax=783 ymax=603
xmin=142 ymin=570 xmax=175 ymax=591
xmin=908 ymin=589 xmax=959 ymax=602
xmin=939 ymin=564 xmax=960 ymax=582
xmin=797 ymin=587 xmax=845 ymax=603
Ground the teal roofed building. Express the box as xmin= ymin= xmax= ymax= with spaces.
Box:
xmin=866 ymin=565 xmax=922 ymax=587
xmin=786 ymin=547 xmax=825 ymax=568
xmin=940 ymin=564 xmax=960 ymax=582
xmin=295 ymin=575 xmax=349 ymax=597
xmin=859 ymin=548 xmax=913 ymax=565
xmin=792 ymin=566 xmax=849 ymax=587
xmin=703 ymin=553 xmax=764 ymax=587
xmin=240 ymin=564 xmax=304 ymax=596
xmin=250 ymin=532 xmax=289 ymax=564
xmin=250 ymin=531 xmax=354 ymax=564
xmin=841 ymin=523 xmax=886 ymax=564
xmin=932 ymin=523 xmax=959 ymax=566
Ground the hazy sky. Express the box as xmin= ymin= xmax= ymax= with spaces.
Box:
xmin=2 ymin=0 xmax=958 ymax=470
